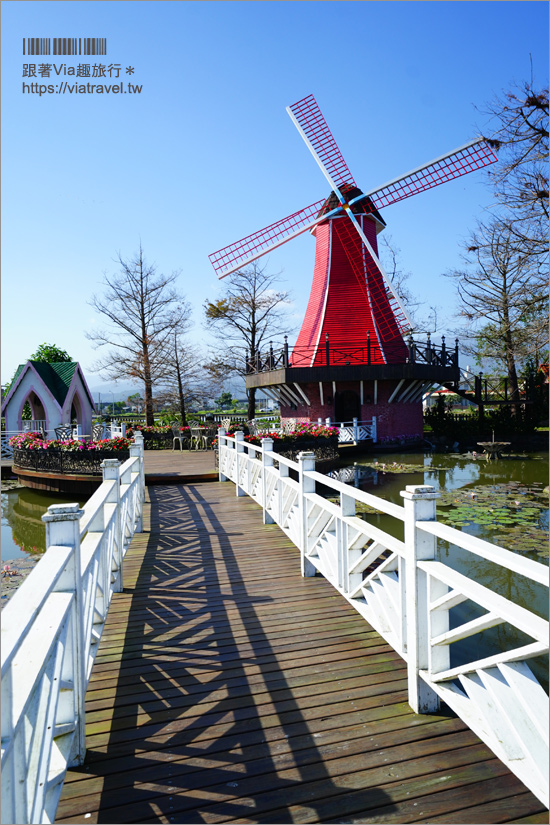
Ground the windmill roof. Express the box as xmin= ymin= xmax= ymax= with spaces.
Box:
xmin=318 ymin=186 xmax=386 ymax=226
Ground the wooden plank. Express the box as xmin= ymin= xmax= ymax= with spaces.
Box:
xmin=60 ymin=717 xmax=466 ymax=796
xmin=55 ymin=482 xmax=546 ymax=824
xmin=510 ymin=813 xmax=550 ymax=824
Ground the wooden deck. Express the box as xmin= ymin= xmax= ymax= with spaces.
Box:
xmin=144 ymin=448 xmax=218 ymax=484
xmin=55 ymin=481 xmax=548 ymax=824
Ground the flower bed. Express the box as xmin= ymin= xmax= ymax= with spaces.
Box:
xmin=217 ymin=424 xmax=340 ymax=462
xmin=10 ymin=432 xmax=131 ymax=475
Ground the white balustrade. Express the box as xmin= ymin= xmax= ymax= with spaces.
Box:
xmin=1 ymin=432 xmax=19 ymax=458
xmin=322 ymin=416 xmax=377 ymax=444
xmin=217 ymin=429 xmax=549 ymax=807
xmin=1 ymin=422 xmax=48 ymax=457
xmin=2 ymin=421 xmax=120 ymax=459
xmin=110 ymin=420 xmax=127 ymax=438
xmin=1 ymin=433 xmax=145 ymax=825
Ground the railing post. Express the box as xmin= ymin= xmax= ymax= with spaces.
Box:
xmin=283 ymin=335 xmax=289 ymax=367
xmin=339 ymin=489 xmax=356 ymax=592
xmin=235 ymin=431 xmax=246 ymax=497
xmin=325 ymin=333 xmax=330 ymax=366
xmin=129 ymin=441 xmax=143 ymax=535
xmin=218 ymin=428 xmax=228 ymax=481
xmin=133 ymin=430 xmax=145 ymax=484
xmin=261 ymin=438 xmax=274 ymax=524
xmin=352 ymin=417 xmax=358 ymax=445
xmin=41 ymin=503 xmax=87 ymax=766
xmin=132 ymin=431 xmax=145 ymax=529
xmin=101 ymin=458 xmax=123 ymax=592
xmin=367 ymin=331 xmax=371 ymax=365
xmin=400 ymin=484 xmax=440 ymax=714
xmin=371 ymin=416 xmax=377 ymax=443
xmin=277 ymin=451 xmax=289 ymax=525
xmin=298 ymin=451 xmax=316 ymax=577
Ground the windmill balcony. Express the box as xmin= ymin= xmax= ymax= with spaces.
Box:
xmin=245 ymin=334 xmax=460 ymax=390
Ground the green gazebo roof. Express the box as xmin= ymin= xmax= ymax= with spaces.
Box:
xmin=15 ymin=361 xmax=80 ymax=407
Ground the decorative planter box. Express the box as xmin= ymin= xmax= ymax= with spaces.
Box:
xmin=269 ymin=436 xmax=339 ymax=462
xmin=138 ymin=431 xmax=173 ymax=450
xmin=13 ymin=448 xmax=130 ymax=476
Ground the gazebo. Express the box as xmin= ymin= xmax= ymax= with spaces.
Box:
xmin=1 ymin=361 xmax=96 ymax=441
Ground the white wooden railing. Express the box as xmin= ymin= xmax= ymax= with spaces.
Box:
xmin=218 ymin=430 xmax=549 ymax=807
xmin=1 ymin=422 xmax=48 ymax=457
xmin=110 ymin=420 xmax=127 ymax=438
xmin=1 ymin=433 xmax=145 ymax=825
xmin=323 ymin=416 xmax=377 ymax=444
xmin=1 ymin=422 xmax=120 ymax=458
xmin=1 ymin=431 xmax=18 ymax=458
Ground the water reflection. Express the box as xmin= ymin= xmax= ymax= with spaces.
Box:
xmin=1 ymin=488 xmax=83 ymax=562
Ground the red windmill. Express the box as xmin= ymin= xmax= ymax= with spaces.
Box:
xmin=209 ymin=95 xmax=498 ymax=441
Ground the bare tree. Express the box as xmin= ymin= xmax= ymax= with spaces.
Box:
xmin=204 ymin=262 xmax=292 ymax=420
xmin=157 ymin=332 xmax=221 ymax=425
xmin=87 ymin=246 xmax=191 ymax=425
xmin=445 ymin=78 xmax=548 ymax=404
xmin=445 ymin=218 xmax=548 ymax=404
xmin=479 ymin=79 xmax=548 ymax=264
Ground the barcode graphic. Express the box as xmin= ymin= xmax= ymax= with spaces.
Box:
xmin=23 ymin=38 xmax=107 ymax=56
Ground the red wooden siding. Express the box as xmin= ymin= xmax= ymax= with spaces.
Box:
xmin=292 ymin=216 xmax=408 ymax=366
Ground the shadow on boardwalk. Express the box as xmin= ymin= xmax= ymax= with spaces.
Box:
xmin=55 ymin=483 xmax=546 ymax=824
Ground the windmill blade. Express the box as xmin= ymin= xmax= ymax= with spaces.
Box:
xmin=209 ymin=197 xmax=344 ymax=279
xmin=350 ymin=138 xmax=498 ymax=214
xmin=287 ymin=95 xmax=356 ymax=191
xmin=287 ymin=94 xmax=412 ymax=328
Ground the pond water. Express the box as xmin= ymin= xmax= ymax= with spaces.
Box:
xmin=329 ymin=450 xmax=549 ymax=565
xmin=1 ymin=488 xmax=85 ymax=562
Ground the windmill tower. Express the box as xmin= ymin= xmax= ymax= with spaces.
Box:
xmin=209 ymin=95 xmax=497 ymax=442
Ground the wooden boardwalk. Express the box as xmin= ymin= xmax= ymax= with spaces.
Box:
xmin=144 ymin=448 xmax=218 ymax=485
xmin=55 ymin=479 xmax=547 ymax=824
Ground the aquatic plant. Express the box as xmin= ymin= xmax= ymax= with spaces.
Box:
xmin=437 ymin=482 xmax=549 ymax=558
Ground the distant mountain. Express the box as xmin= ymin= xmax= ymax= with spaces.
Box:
xmin=87 ymin=382 xmax=142 ymax=401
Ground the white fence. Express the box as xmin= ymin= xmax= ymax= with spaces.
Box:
xmin=323 ymin=416 xmax=377 ymax=444
xmin=109 ymin=420 xmax=127 ymax=438
xmin=1 ymin=421 xmax=124 ymax=458
xmin=1 ymin=433 xmax=145 ymax=825
xmin=247 ymin=416 xmax=376 ymax=444
xmin=218 ymin=430 xmax=549 ymax=807
xmin=1 ymin=422 xmax=48 ymax=458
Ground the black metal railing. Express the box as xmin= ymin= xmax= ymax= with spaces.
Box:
xmin=246 ymin=334 xmax=459 ymax=374
xmin=13 ymin=448 xmax=130 ymax=476
xmin=451 ymin=369 xmax=537 ymax=407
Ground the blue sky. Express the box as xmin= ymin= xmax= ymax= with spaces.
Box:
xmin=2 ymin=0 xmax=548 ymax=398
